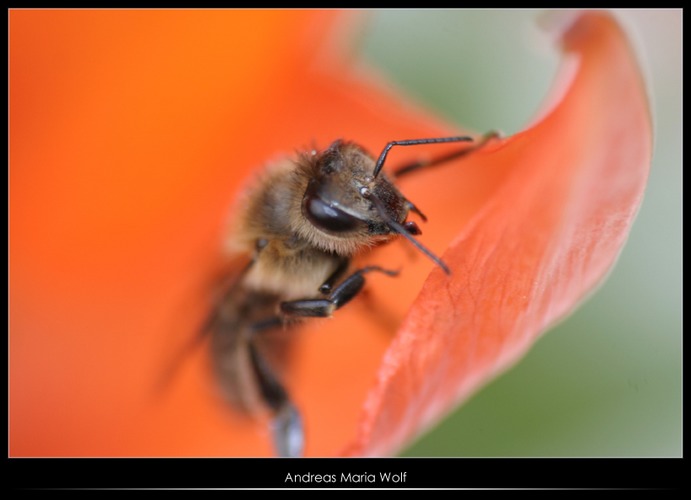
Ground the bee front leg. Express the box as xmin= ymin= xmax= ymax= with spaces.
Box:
xmin=280 ymin=266 xmax=399 ymax=318
xmin=318 ymin=258 xmax=350 ymax=295
xmin=392 ymin=130 xmax=502 ymax=179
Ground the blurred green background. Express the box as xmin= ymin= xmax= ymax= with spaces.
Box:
xmin=358 ymin=9 xmax=681 ymax=457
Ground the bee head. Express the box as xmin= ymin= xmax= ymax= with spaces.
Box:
xmin=299 ymin=139 xmax=449 ymax=273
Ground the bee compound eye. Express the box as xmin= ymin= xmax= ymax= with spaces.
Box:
xmin=303 ymin=194 xmax=361 ymax=233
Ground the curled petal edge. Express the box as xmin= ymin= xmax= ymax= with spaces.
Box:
xmin=342 ymin=11 xmax=653 ymax=457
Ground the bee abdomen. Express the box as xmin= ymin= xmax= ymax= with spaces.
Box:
xmin=208 ymin=288 xmax=283 ymax=415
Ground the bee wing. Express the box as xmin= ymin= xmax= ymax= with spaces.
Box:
xmin=200 ymin=252 xmax=255 ymax=331
xmin=154 ymin=253 xmax=254 ymax=396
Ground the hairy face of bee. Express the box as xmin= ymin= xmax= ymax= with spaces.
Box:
xmin=299 ymin=140 xmax=408 ymax=243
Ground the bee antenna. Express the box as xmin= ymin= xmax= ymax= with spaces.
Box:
xmin=367 ymin=193 xmax=450 ymax=275
xmin=372 ymin=136 xmax=474 ymax=178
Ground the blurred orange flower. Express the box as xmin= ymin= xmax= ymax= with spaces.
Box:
xmin=9 ymin=9 xmax=651 ymax=457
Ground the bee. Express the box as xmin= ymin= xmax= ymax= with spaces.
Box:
xmin=204 ymin=133 xmax=496 ymax=457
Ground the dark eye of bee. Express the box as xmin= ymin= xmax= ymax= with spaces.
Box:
xmin=302 ymin=180 xmax=362 ymax=233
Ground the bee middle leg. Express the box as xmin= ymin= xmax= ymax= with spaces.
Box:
xmin=280 ymin=266 xmax=399 ymax=319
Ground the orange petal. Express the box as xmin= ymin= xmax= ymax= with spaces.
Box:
xmin=342 ymin=11 xmax=652 ymax=456
xmin=9 ymin=10 xmax=651 ymax=459
xmin=8 ymin=9 xmax=346 ymax=456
